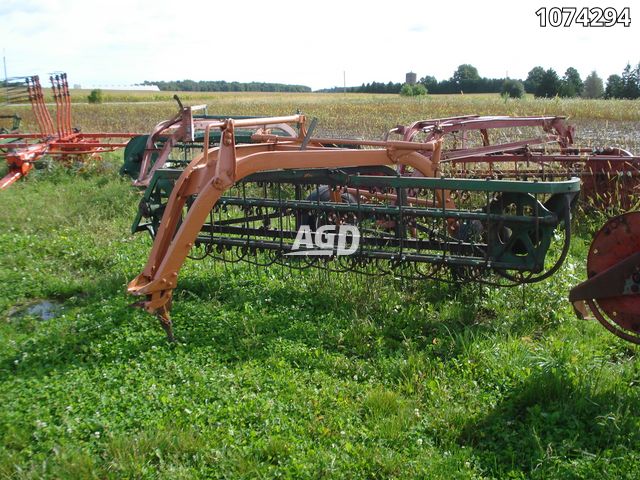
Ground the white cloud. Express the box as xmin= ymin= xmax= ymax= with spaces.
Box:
xmin=0 ymin=0 xmax=637 ymax=89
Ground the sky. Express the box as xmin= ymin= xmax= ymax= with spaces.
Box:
xmin=1 ymin=0 xmax=638 ymax=90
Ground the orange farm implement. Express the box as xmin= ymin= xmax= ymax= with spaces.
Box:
xmin=0 ymin=74 xmax=137 ymax=189
xmin=126 ymin=114 xmax=583 ymax=341
xmin=124 ymin=111 xmax=640 ymax=343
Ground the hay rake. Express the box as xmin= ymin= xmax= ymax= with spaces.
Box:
xmin=0 ymin=73 xmax=136 ymax=189
xmin=127 ymin=114 xmax=580 ymax=341
xmin=392 ymin=116 xmax=640 ymax=342
xmin=388 ymin=115 xmax=640 ymax=210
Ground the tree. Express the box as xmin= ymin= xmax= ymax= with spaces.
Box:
xmin=559 ymin=67 xmax=583 ymax=97
xmin=400 ymin=84 xmax=414 ymax=96
xmin=535 ymin=69 xmax=560 ymax=98
xmin=419 ymin=75 xmax=438 ymax=92
xmin=87 ymin=89 xmax=103 ymax=104
xmin=400 ymin=83 xmax=427 ymax=96
xmin=525 ymin=66 xmax=545 ymax=93
xmin=582 ymin=71 xmax=604 ymax=98
xmin=412 ymin=84 xmax=428 ymax=96
xmin=605 ymin=74 xmax=624 ymax=98
xmin=621 ymin=63 xmax=640 ymax=99
xmin=501 ymin=79 xmax=525 ymax=98
xmin=452 ymin=64 xmax=480 ymax=83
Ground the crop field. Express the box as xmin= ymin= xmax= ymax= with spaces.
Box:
xmin=4 ymin=90 xmax=640 ymax=142
xmin=1 ymin=93 xmax=640 ymax=478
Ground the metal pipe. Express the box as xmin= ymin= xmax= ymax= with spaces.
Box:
xmin=251 ymin=134 xmax=437 ymax=151
xmin=51 ymin=75 xmax=63 ymax=137
xmin=62 ymin=73 xmax=72 ymax=135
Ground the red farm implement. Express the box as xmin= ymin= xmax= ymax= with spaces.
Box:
xmin=388 ymin=115 xmax=640 ymax=210
xmin=570 ymin=212 xmax=640 ymax=344
xmin=391 ymin=115 xmax=640 ymax=343
xmin=0 ymin=73 xmax=137 ymax=189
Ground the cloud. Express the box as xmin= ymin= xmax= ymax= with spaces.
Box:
xmin=408 ymin=24 xmax=428 ymax=33
xmin=0 ymin=0 xmax=637 ymax=90
xmin=0 ymin=0 xmax=41 ymax=16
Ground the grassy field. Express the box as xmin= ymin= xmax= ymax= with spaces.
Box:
xmin=1 ymin=94 xmax=640 ymax=478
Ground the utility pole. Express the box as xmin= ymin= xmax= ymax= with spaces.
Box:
xmin=3 ymin=49 xmax=7 ymax=104
xmin=343 ymin=70 xmax=346 ymax=94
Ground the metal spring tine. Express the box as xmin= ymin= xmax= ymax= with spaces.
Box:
xmin=25 ymin=77 xmax=44 ymax=135
xmin=355 ymin=182 xmax=362 ymax=286
xmin=286 ymin=183 xmax=295 ymax=278
xmin=62 ymin=73 xmax=72 ymax=135
xmin=219 ymin=199 xmax=228 ymax=274
xmin=26 ymin=77 xmax=38 ymax=130
xmin=55 ymin=74 xmax=65 ymax=135
xmin=53 ymin=75 xmax=64 ymax=136
xmin=51 ymin=75 xmax=63 ymax=137
xmin=62 ymin=73 xmax=70 ymax=136
xmin=277 ymin=182 xmax=285 ymax=278
xmin=35 ymin=75 xmax=54 ymax=135
xmin=535 ymin=192 xmax=540 ymax=247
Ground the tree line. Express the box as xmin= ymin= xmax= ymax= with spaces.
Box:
xmin=316 ymin=66 xmax=509 ymax=95
xmin=318 ymin=63 xmax=640 ymax=99
xmin=141 ymin=63 xmax=639 ymax=97
xmin=422 ymin=63 xmax=640 ymax=99
xmin=142 ymin=80 xmax=311 ymax=93
xmin=523 ymin=64 xmax=640 ymax=99
xmin=317 ymin=82 xmax=404 ymax=94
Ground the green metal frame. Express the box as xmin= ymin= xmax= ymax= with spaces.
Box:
xmin=132 ymin=167 xmax=579 ymax=275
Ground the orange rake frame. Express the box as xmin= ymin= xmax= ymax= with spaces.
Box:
xmin=127 ymin=114 xmax=447 ymax=340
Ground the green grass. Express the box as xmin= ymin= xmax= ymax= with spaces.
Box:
xmin=1 ymin=92 xmax=640 ymax=477
xmin=1 ymin=154 xmax=640 ymax=478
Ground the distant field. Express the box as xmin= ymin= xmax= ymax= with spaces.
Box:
xmin=2 ymin=91 xmax=640 ymax=146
